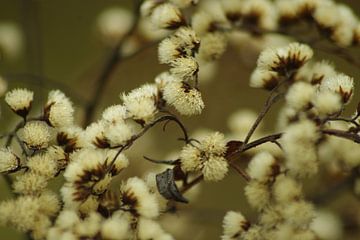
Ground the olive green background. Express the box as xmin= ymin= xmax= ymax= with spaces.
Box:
xmin=0 ymin=0 xmax=360 ymax=239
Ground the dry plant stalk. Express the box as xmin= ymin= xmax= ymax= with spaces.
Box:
xmin=0 ymin=0 xmax=360 ymax=239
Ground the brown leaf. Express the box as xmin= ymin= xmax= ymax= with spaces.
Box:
xmin=225 ymin=141 xmax=243 ymax=158
xmin=156 ymin=169 xmax=188 ymax=203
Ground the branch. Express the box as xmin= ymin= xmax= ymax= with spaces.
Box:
xmin=229 ymin=161 xmax=251 ymax=182
xmin=322 ymin=129 xmax=360 ymax=144
xmin=242 ymin=89 xmax=284 ymax=146
xmin=83 ymin=0 xmax=144 ymax=127
xmin=180 ymin=175 xmax=203 ymax=194
xmin=107 ymin=115 xmax=189 ymax=172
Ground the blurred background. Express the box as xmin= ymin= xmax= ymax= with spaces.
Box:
xmin=0 ymin=0 xmax=360 ymax=239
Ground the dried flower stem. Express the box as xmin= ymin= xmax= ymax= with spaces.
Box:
xmin=180 ymin=175 xmax=203 ymax=194
xmin=109 ymin=115 xmax=189 ymax=171
xmin=83 ymin=0 xmax=144 ymax=126
xmin=229 ymin=162 xmax=251 ymax=182
xmin=242 ymin=87 xmax=284 ymax=147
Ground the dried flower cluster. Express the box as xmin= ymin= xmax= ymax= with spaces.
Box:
xmin=0 ymin=0 xmax=360 ymax=239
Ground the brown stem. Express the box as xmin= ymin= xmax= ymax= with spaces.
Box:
xmin=180 ymin=175 xmax=204 ymax=194
xmin=322 ymin=129 xmax=360 ymax=143
xmin=83 ymin=0 xmax=143 ymax=127
xmin=108 ymin=115 xmax=189 ymax=172
xmin=242 ymin=90 xmax=283 ymax=146
xmin=229 ymin=161 xmax=251 ymax=182
xmin=326 ymin=116 xmax=360 ymax=128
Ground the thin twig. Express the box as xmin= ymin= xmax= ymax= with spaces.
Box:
xmin=322 ymin=129 xmax=360 ymax=143
xmin=180 ymin=175 xmax=204 ymax=194
xmin=107 ymin=115 xmax=189 ymax=172
xmin=83 ymin=0 xmax=144 ymax=126
xmin=242 ymin=90 xmax=284 ymax=146
xmin=229 ymin=162 xmax=251 ymax=182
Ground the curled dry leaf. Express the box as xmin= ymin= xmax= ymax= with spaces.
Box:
xmin=156 ymin=168 xmax=188 ymax=203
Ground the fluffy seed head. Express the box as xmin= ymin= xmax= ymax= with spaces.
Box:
xmin=198 ymin=33 xmax=227 ymax=62
xmin=0 ymin=148 xmax=19 ymax=173
xmin=22 ymin=121 xmax=51 ymax=149
xmin=309 ymin=61 xmax=337 ymax=85
xmin=285 ymin=81 xmax=315 ymax=111
xmin=257 ymin=43 xmax=313 ymax=75
xmin=282 ymin=201 xmax=315 ymax=227
xmin=97 ymin=7 xmax=133 ymax=46
xmin=163 ymin=81 xmax=204 ymax=116
xmin=202 ymin=155 xmax=229 ymax=182
xmin=27 ymin=153 xmax=58 ymax=178
xmin=313 ymin=91 xmax=342 ymax=116
xmin=250 ymin=69 xmax=279 ymax=90
xmin=200 ymin=132 xmax=227 ymax=155
xmin=169 ymin=57 xmax=199 ymax=80
xmin=282 ymin=119 xmax=320 ymax=178
xmin=180 ymin=144 xmax=202 ymax=172
xmin=5 ymin=88 xmax=34 ymax=118
xmin=158 ymin=27 xmax=200 ymax=64
xmin=244 ymin=181 xmax=270 ymax=210
xmin=151 ymin=3 xmax=185 ymax=30
xmin=120 ymin=177 xmax=159 ymax=218
xmin=101 ymin=104 xmax=127 ymax=125
xmin=320 ymin=74 xmax=354 ymax=104
xmin=44 ymin=90 xmax=74 ymax=128
xmin=121 ymin=84 xmax=159 ymax=124
xmin=222 ymin=211 xmax=250 ymax=239
xmin=247 ymin=152 xmax=279 ymax=183
xmin=273 ymin=175 xmax=302 ymax=203
xmin=13 ymin=172 xmax=48 ymax=195
xmin=241 ymin=0 xmax=278 ymax=31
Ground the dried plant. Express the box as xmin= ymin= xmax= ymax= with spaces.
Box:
xmin=0 ymin=0 xmax=360 ymax=239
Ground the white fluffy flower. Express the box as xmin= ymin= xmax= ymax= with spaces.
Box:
xmin=250 ymin=68 xmax=279 ymax=90
xmin=200 ymin=132 xmax=227 ymax=155
xmin=282 ymin=119 xmax=320 ymax=178
xmin=241 ymin=0 xmax=278 ymax=31
xmin=120 ymin=177 xmax=159 ymax=218
xmin=247 ymin=152 xmax=278 ymax=183
xmin=163 ymin=81 xmax=204 ymax=115
xmin=22 ymin=121 xmax=51 ymax=149
xmin=257 ymin=43 xmax=313 ymax=75
xmin=97 ymin=7 xmax=133 ymax=46
xmin=102 ymin=104 xmax=127 ymax=124
xmin=244 ymin=180 xmax=270 ymax=210
xmin=273 ymin=175 xmax=302 ymax=203
xmin=285 ymin=81 xmax=315 ymax=111
xmin=180 ymin=131 xmax=228 ymax=181
xmin=101 ymin=215 xmax=131 ymax=239
xmin=282 ymin=200 xmax=315 ymax=227
xmin=151 ymin=3 xmax=185 ymax=29
xmin=202 ymin=155 xmax=229 ymax=181
xmin=158 ymin=27 xmax=200 ymax=64
xmin=5 ymin=88 xmax=34 ymax=118
xmin=309 ymin=61 xmax=337 ymax=85
xmin=169 ymin=57 xmax=199 ymax=80
xmin=180 ymin=144 xmax=202 ymax=172
xmin=0 ymin=148 xmax=19 ymax=173
xmin=198 ymin=33 xmax=227 ymax=62
xmin=222 ymin=211 xmax=250 ymax=240
xmin=103 ymin=122 xmax=134 ymax=146
xmin=45 ymin=90 xmax=74 ymax=128
xmin=320 ymin=74 xmax=354 ymax=104
xmin=121 ymin=84 xmax=159 ymax=124
xmin=311 ymin=210 xmax=343 ymax=240
xmin=313 ymin=91 xmax=342 ymax=116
